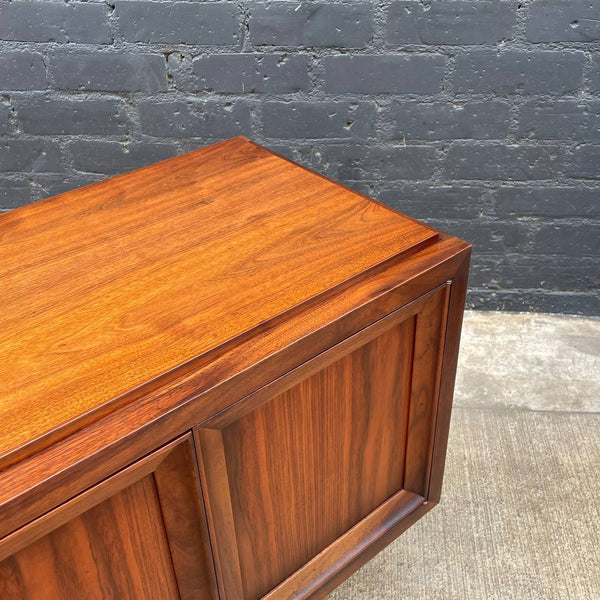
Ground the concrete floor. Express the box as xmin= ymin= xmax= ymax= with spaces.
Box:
xmin=330 ymin=311 xmax=600 ymax=600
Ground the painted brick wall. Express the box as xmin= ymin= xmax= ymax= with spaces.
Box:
xmin=1 ymin=0 xmax=598 ymax=315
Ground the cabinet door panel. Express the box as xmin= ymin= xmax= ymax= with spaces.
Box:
xmin=0 ymin=434 xmax=217 ymax=600
xmin=226 ymin=316 xmax=414 ymax=600
xmin=0 ymin=476 xmax=179 ymax=600
xmin=196 ymin=285 xmax=450 ymax=600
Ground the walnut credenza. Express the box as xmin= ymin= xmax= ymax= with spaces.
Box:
xmin=0 ymin=137 xmax=470 ymax=599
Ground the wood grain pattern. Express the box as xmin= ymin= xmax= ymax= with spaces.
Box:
xmin=0 ymin=136 xmax=437 ymax=468
xmin=403 ymin=284 xmax=450 ymax=496
xmin=427 ymin=250 xmax=471 ymax=503
xmin=195 ymin=427 xmax=246 ymax=600
xmin=0 ymin=434 xmax=218 ymax=600
xmin=0 ymin=476 xmax=180 ymax=600
xmin=151 ymin=436 xmax=219 ymax=600
xmin=194 ymin=283 xmax=456 ymax=599
xmin=264 ymin=490 xmax=424 ymax=600
xmin=0 ymin=234 xmax=470 ymax=541
xmin=0 ymin=435 xmax=183 ymax=562
xmin=200 ymin=286 xmax=447 ymax=430
xmin=0 ymin=137 xmax=470 ymax=600
xmin=197 ymin=315 xmax=418 ymax=600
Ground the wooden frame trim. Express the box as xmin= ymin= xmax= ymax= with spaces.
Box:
xmin=0 ymin=238 xmax=470 ymax=541
xmin=263 ymin=490 xmax=425 ymax=600
xmin=0 ymin=434 xmax=191 ymax=562
xmin=0 ymin=137 xmax=440 ymax=472
xmin=403 ymin=283 xmax=451 ymax=496
xmin=427 ymin=250 xmax=472 ymax=503
xmin=194 ymin=427 xmax=245 ymax=600
xmin=201 ymin=283 xmax=447 ymax=430
xmin=153 ymin=434 xmax=220 ymax=600
xmin=194 ymin=283 xmax=455 ymax=599
xmin=0 ymin=249 xmax=470 ymax=600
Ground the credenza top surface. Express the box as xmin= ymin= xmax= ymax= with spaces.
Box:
xmin=0 ymin=136 xmax=438 ymax=466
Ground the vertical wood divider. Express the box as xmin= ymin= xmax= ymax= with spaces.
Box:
xmin=194 ymin=427 xmax=245 ymax=600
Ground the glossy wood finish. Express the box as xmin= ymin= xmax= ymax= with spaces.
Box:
xmin=0 ymin=136 xmax=437 ymax=469
xmin=0 ymin=436 xmax=184 ymax=562
xmin=0 ymin=435 xmax=217 ymax=600
xmin=265 ymin=490 xmax=425 ymax=600
xmin=153 ymin=437 xmax=218 ymax=600
xmin=196 ymin=285 xmax=450 ymax=600
xmin=428 ymin=252 xmax=471 ymax=503
xmin=0 ymin=234 xmax=470 ymax=541
xmin=404 ymin=284 xmax=450 ymax=496
xmin=0 ymin=138 xmax=471 ymax=600
xmin=0 ymin=476 xmax=180 ymax=600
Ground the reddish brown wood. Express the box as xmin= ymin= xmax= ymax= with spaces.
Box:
xmin=0 ymin=436 xmax=183 ymax=562
xmin=403 ymin=284 xmax=450 ymax=496
xmin=195 ymin=427 xmax=245 ymax=600
xmin=0 ymin=136 xmax=437 ymax=469
xmin=195 ymin=285 xmax=452 ymax=599
xmin=0 ymin=476 xmax=180 ymax=600
xmin=264 ymin=490 xmax=425 ymax=600
xmin=0 ymin=435 xmax=218 ymax=600
xmin=152 ymin=436 xmax=219 ymax=600
xmin=0 ymin=234 xmax=469 ymax=541
xmin=427 ymin=250 xmax=472 ymax=503
xmin=0 ymin=137 xmax=470 ymax=600
xmin=201 ymin=286 xmax=444 ymax=430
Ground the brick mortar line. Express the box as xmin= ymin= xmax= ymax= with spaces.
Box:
xmin=0 ymin=0 xmax=598 ymax=315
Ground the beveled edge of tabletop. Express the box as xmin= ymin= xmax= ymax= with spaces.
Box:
xmin=0 ymin=136 xmax=445 ymax=471
xmin=0 ymin=232 xmax=471 ymax=540
xmin=0 ymin=232 xmax=439 ymax=472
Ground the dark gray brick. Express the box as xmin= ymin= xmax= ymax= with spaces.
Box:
xmin=324 ymin=54 xmax=445 ymax=94
xmin=32 ymin=174 xmax=105 ymax=200
xmin=251 ymin=2 xmax=373 ymax=48
xmin=139 ymin=101 xmax=250 ymax=138
xmin=0 ymin=104 xmax=9 ymax=133
xmin=15 ymin=97 xmax=131 ymax=135
xmin=0 ymin=0 xmax=595 ymax=316
xmin=445 ymin=144 xmax=563 ymax=180
xmin=527 ymin=0 xmax=600 ymax=42
xmin=425 ymin=220 xmax=527 ymax=254
xmin=0 ymin=178 xmax=31 ymax=210
xmin=467 ymin=290 xmax=599 ymax=316
xmin=386 ymin=0 xmax=516 ymax=45
xmin=388 ymin=100 xmax=510 ymax=140
xmin=0 ymin=139 xmax=63 ymax=172
xmin=454 ymin=51 xmax=585 ymax=94
xmin=379 ymin=185 xmax=488 ymax=219
xmin=0 ymin=52 xmax=47 ymax=90
xmin=341 ymin=180 xmax=376 ymax=197
xmin=262 ymin=144 xmax=296 ymax=162
xmin=69 ymin=141 xmax=178 ymax=175
xmin=475 ymin=255 xmax=600 ymax=292
xmin=262 ymin=102 xmax=375 ymax=140
xmin=193 ymin=54 xmax=309 ymax=93
xmin=116 ymin=1 xmax=238 ymax=45
xmin=591 ymin=53 xmax=600 ymax=92
xmin=533 ymin=224 xmax=599 ymax=257
xmin=50 ymin=53 xmax=167 ymax=92
xmin=0 ymin=1 xmax=110 ymax=44
xmin=165 ymin=52 xmax=196 ymax=91
xmin=467 ymin=257 xmax=496 ymax=288
xmin=519 ymin=100 xmax=600 ymax=142
xmin=321 ymin=145 xmax=439 ymax=181
xmin=565 ymin=145 xmax=600 ymax=179
xmin=497 ymin=186 xmax=600 ymax=218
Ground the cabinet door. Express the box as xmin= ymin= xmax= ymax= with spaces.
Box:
xmin=0 ymin=434 xmax=217 ymax=600
xmin=195 ymin=285 xmax=450 ymax=600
